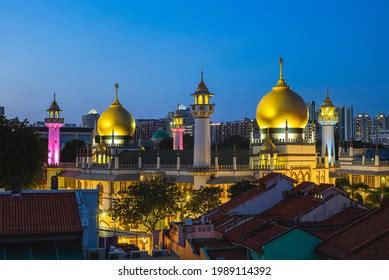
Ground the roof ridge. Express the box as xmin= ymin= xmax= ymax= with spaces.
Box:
xmin=347 ymin=230 xmax=389 ymax=255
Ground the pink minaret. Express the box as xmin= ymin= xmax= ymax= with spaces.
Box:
xmin=171 ymin=105 xmax=185 ymax=150
xmin=45 ymin=93 xmax=64 ymax=165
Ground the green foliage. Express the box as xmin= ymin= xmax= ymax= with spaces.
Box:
xmin=158 ymin=137 xmax=173 ymax=150
xmin=218 ymin=135 xmax=249 ymax=149
xmin=61 ymin=139 xmax=86 ymax=162
xmin=0 ymin=116 xmax=45 ymax=191
xmin=228 ymin=180 xmax=256 ymax=199
xmin=110 ymin=178 xmax=181 ymax=232
xmin=365 ymin=187 xmax=389 ymax=208
xmin=184 ymin=186 xmax=222 ymax=218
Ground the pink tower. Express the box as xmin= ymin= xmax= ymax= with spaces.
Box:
xmin=45 ymin=93 xmax=64 ymax=165
xmin=171 ymin=105 xmax=185 ymax=150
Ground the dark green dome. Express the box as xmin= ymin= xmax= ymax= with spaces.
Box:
xmin=151 ymin=129 xmax=170 ymax=143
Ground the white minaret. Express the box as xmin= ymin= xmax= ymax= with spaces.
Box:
xmin=318 ymin=91 xmax=338 ymax=166
xmin=190 ymin=71 xmax=215 ymax=168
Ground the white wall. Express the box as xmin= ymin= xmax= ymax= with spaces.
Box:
xmin=194 ymin=118 xmax=211 ymax=167
xmin=299 ymin=194 xmax=352 ymax=222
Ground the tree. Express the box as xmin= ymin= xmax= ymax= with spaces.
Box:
xmin=228 ymin=180 xmax=257 ymax=199
xmin=184 ymin=186 xmax=222 ymax=218
xmin=335 ymin=177 xmax=350 ymax=190
xmin=0 ymin=117 xmax=45 ymax=191
xmin=347 ymin=182 xmax=368 ymax=202
xmin=61 ymin=139 xmax=86 ymax=162
xmin=110 ymin=178 xmax=181 ymax=233
xmin=158 ymin=137 xmax=173 ymax=150
xmin=218 ymin=135 xmax=249 ymax=149
xmin=183 ymin=134 xmax=194 ymax=150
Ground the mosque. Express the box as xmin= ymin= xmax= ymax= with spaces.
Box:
xmin=44 ymin=57 xmax=389 ymax=235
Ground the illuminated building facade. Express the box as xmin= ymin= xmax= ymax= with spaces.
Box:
xmin=45 ymin=93 xmax=64 ymax=165
xmin=171 ymin=106 xmax=184 ymax=150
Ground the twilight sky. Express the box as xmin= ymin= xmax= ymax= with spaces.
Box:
xmin=0 ymin=0 xmax=388 ymax=124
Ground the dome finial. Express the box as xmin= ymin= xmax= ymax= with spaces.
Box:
xmin=278 ymin=56 xmax=284 ymax=80
xmin=114 ymin=82 xmax=119 ymax=101
xmin=53 ymin=92 xmax=56 ymax=102
xmin=326 ymin=88 xmax=330 ymax=98
xmin=201 ymin=70 xmax=204 ymax=82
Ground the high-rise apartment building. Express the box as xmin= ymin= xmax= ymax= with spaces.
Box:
xmin=337 ymin=106 xmax=354 ymax=143
xmin=354 ymin=113 xmax=372 ymax=143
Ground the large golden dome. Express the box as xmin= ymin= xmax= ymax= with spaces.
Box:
xmin=97 ymin=83 xmax=136 ymax=137
xmin=256 ymin=57 xmax=308 ymax=129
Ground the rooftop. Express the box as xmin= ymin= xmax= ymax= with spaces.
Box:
xmin=316 ymin=204 xmax=389 ymax=259
xmin=0 ymin=192 xmax=82 ymax=237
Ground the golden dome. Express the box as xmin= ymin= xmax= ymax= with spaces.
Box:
xmin=97 ymin=83 xmax=136 ymax=137
xmin=256 ymin=57 xmax=308 ymax=129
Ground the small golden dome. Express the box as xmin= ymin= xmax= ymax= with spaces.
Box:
xmin=97 ymin=83 xmax=136 ymax=137
xmin=256 ymin=57 xmax=308 ymax=129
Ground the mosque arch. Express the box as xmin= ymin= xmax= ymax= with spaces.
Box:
xmin=304 ymin=172 xmax=310 ymax=181
xmin=298 ymin=171 xmax=304 ymax=181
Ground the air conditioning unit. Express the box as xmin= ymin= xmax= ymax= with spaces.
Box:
xmin=87 ymin=248 xmax=105 ymax=260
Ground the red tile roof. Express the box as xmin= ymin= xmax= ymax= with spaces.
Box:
xmin=302 ymin=208 xmax=368 ymax=240
xmin=218 ymin=186 xmax=267 ymax=212
xmin=260 ymin=194 xmax=322 ymax=221
xmin=0 ymin=192 xmax=82 ymax=237
xmin=294 ymin=182 xmax=317 ymax=193
xmin=316 ymin=205 xmax=389 ymax=259
xmin=316 ymin=207 xmax=368 ymax=226
xmin=257 ymin=172 xmax=296 ymax=185
xmin=223 ymin=217 xmax=289 ymax=252
xmin=239 ymin=225 xmax=288 ymax=251
xmin=308 ymin=184 xmax=339 ymax=194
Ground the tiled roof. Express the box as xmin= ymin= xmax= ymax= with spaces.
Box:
xmin=316 ymin=205 xmax=389 ymax=259
xmin=308 ymin=184 xmax=339 ymax=194
xmin=223 ymin=217 xmax=289 ymax=252
xmin=218 ymin=186 xmax=267 ymax=213
xmin=302 ymin=208 xmax=368 ymax=240
xmin=259 ymin=194 xmax=323 ymax=221
xmin=294 ymin=182 xmax=317 ymax=193
xmin=257 ymin=172 xmax=297 ymax=185
xmin=0 ymin=192 xmax=82 ymax=237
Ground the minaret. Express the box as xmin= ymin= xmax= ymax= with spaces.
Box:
xmin=45 ymin=93 xmax=64 ymax=165
xmin=171 ymin=104 xmax=184 ymax=150
xmin=318 ymin=91 xmax=338 ymax=166
xmin=190 ymin=71 xmax=215 ymax=167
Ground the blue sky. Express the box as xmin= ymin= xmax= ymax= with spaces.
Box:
xmin=0 ymin=0 xmax=388 ymax=124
